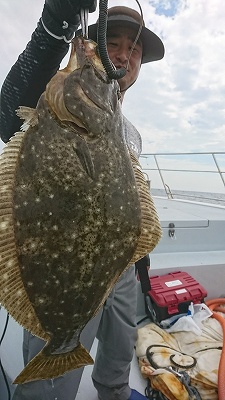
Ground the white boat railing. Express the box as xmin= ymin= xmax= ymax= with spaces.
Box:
xmin=140 ymin=152 xmax=225 ymax=205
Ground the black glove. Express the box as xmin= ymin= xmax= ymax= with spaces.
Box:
xmin=42 ymin=0 xmax=97 ymax=42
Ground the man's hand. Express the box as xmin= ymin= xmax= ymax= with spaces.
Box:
xmin=42 ymin=0 xmax=97 ymax=42
xmin=45 ymin=0 xmax=97 ymax=16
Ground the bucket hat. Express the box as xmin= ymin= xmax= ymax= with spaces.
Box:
xmin=84 ymin=6 xmax=165 ymax=63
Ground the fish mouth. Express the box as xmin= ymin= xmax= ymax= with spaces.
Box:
xmin=63 ymin=63 xmax=119 ymax=123
xmin=76 ymin=83 xmax=114 ymax=115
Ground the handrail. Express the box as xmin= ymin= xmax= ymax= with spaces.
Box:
xmin=212 ymin=153 xmax=225 ymax=187
xmin=139 ymin=152 xmax=225 ymax=204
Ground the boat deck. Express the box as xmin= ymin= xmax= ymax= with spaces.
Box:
xmin=76 ymin=339 xmax=146 ymax=399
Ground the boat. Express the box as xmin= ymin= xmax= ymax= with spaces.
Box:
xmin=1 ymin=151 xmax=225 ymax=399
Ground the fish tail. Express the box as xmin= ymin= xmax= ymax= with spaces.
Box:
xmin=13 ymin=342 xmax=93 ymax=384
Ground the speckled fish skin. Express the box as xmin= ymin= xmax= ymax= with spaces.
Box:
xmin=15 ymin=71 xmax=141 ymax=346
xmin=0 ymin=37 xmax=143 ymax=383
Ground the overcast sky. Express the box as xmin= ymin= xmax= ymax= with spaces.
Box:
xmin=0 ymin=0 xmax=225 ymax=192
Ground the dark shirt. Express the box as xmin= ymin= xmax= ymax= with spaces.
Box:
xmin=0 ymin=20 xmax=69 ymax=143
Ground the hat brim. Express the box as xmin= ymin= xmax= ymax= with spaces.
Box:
xmin=77 ymin=16 xmax=164 ymax=64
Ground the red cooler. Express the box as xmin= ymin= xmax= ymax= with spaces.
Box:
xmin=146 ymin=271 xmax=208 ymax=323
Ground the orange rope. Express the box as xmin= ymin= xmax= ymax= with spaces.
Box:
xmin=206 ymin=298 xmax=225 ymax=400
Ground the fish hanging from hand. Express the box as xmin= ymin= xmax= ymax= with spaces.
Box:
xmin=0 ymin=36 xmax=162 ymax=384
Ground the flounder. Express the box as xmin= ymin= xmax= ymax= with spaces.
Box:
xmin=0 ymin=36 xmax=162 ymax=383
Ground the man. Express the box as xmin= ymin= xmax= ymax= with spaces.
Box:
xmin=0 ymin=1 xmax=164 ymax=399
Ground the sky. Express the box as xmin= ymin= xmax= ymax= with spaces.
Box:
xmin=0 ymin=0 xmax=225 ymax=192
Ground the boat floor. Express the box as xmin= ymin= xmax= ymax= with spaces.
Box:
xmin=76 ymin=338 xmax=147 ymax=400
xmin=153 ymin=195 xmax=225 ymax=225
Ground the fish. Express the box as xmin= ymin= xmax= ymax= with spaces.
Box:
xmin=0 ymin=36 xmax=162 ymax=384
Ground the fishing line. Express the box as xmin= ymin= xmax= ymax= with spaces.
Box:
xmin=0 ymin=311 xmax=11 ymax=400
xmin=97 ymin=0 xmax=144 ymax=80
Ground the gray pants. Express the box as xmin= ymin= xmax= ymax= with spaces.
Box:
xmin=12 ymin=265 xmax=137 ymax=400
xmin=92 ymin=264 xmax=137 ymax=400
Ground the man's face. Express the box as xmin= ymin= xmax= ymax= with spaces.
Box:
xmin=106 ymin=26 xmax=143 ymax=93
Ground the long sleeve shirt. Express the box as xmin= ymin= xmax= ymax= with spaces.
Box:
xmin=0 ymin=20 xmax=69 ymax=143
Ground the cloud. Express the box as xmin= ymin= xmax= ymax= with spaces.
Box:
xmin=123 ymin=0 xmax=225 ymax=153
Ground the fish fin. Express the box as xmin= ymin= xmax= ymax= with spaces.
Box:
xmin=14 ymin=342 xmax=94 ymax=384
xmin=75 ymin=146 xmax=95 ymax=180
xmin=72 ymin=138 xmax=95 ymax=180
xmin=16 ymin=106 xmax=38 ymax=131
xmin=129 ymin=151 xmax=162 ymax=263
xmin=0 ymin=133 xmax=48 ymax=341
